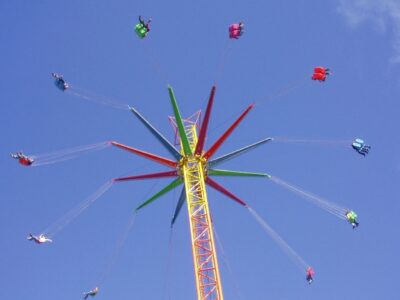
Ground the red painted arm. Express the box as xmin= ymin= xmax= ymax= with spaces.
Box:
xmin=111 ymin=141 xmax=178 ymax=168
xmin=195 ymin=85 xmax=216 ymax=155
xmin=203 ymin=104 xmax=254 ymax=160
xmin=206 ymin=177 xmax=248 ymax=207
xmin=114 ymin=170 xmax=178 ymax=182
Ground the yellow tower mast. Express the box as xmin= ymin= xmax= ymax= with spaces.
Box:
xmin=180 ymin=116 xmax=224 ymax=299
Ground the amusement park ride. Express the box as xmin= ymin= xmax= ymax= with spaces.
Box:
xmin=112 ymin=85 xmax=269 ymax=299
xmin=13 ymin=18 xmax=367 ymax=300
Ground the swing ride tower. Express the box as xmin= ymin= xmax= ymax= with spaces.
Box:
xmin=112 ymin=85 xmax=272 ymax=300
xmin=177 ymin=108 xmax=223 ymax=299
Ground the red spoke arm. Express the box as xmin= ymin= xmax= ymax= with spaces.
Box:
xmin=114 ymin=170 xmax=178 ymax=182
xmin=203 ymin=104 xmax=254 ymax=160
xmin=205 ymin=177 xmax=248 ymax=207
xmin=111 ymin=141 xmax=178 ymax=168
xmin=195 ymin=85 xmax=216 ymax=155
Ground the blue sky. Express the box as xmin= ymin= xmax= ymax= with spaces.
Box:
xmin=1 ymin=1 xmax=400 ymax=299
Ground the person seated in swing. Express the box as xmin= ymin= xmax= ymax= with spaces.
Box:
xmin=139 ymin=15 xmax=152 ymax=32
xmin=311 ymin=66 xmax=330 ymax=82
xmin=11 ymin=152 xmax=34 ymax=166
xmin=51 ymin=72 xmax=69 ymax=91
xmin=345 ymin=210 xmax=359 ymax=229
xmin=351 ymin=138 xmax=371 ymax=157
xmin=229 ymin=21 xmax=244 ymax=39
xmin=135 ymin=16 xmax=152 ymax=38
xmin=306 ymin=266 xmax=315 ymax=284
xmin=83 ymin=287 xmax=99 ymax=299
xmin=27 ymin=233 xmax=52 ymax=244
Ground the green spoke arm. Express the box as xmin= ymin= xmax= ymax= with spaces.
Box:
xmin=208 ymin=169 xmax=271 ymax=178
xmin=136 ymin=177 xmax=183 ymax=211
xmin=168 ymin=86 xmax=192 ymax=156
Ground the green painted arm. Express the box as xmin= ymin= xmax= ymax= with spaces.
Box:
xmin=168 ymin=86 xmax=192 ymax=156
xmin=208 ymin=169 xmax=271 ymax=178
xmin=136 ymin=177 xmax=183 ymax=211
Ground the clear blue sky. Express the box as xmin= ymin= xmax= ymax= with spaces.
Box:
xmin=1 ymin=1 xmax=399 ymax=299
